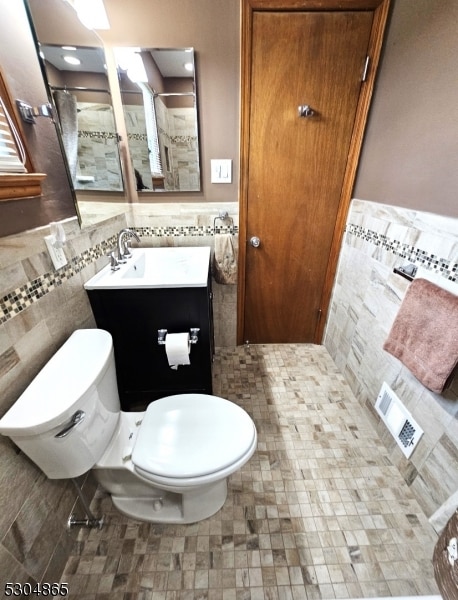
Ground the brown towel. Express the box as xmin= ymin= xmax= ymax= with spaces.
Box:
xmin=383 ymin=278 xmax=458 ymax=393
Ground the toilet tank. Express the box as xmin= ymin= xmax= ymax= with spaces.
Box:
xmin=0 ymin=329 xmax=120 ymax=479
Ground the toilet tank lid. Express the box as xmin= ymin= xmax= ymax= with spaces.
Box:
xmin=0 ymin=329 xmax=113 ymax=437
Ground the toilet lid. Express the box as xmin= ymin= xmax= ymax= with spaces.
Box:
xmin=131 ymin=394 xmax=256 ymax=479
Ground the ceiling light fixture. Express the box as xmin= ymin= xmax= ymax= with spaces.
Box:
xmin=63 ymin=55 xmax=81 ymax=66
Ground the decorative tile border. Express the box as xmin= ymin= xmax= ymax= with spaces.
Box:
xmin=0 ymin=225 xmax=239 ymax=326
xmin=78 ymin=130 xmax=118 ymax=140
xmin=0 ymin=235 xmax=117 ymax=326
xmin=134 ymin=224 xmax=237 ymax=237
xmin=346 ymin=223 xmax=457 ymax=282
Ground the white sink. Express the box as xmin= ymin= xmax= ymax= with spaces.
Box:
xmin=84 ymin=247 xmax=211 ymax=289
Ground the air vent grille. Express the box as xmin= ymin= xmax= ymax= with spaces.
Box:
xmin=378 ymin=390 xmax=392 ymax=415
xmin=375 ymin=382 xmax=423 ymax=459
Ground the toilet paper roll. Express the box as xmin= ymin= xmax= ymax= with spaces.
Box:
xmin=165 ymin=332 xmax=191 ymax=370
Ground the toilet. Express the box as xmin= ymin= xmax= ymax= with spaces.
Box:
xmin=0 ymin=329 xmax=257 ymax=523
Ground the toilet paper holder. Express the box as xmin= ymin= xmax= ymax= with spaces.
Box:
xmin=158 ymin=328 xmax=200 ymax=345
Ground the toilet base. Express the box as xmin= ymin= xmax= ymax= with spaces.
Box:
xmin=111 ymin=479 xmax=228 ymax=524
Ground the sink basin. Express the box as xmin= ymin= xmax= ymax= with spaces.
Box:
xmin=84 ymin=247 xmax=211 ymax=290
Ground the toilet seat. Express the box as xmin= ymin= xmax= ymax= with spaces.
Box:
xmin=131 ymin=394 xmax=256 ymax=486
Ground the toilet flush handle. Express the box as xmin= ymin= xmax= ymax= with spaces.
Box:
xmin=55 ymin=410 xmax=86 ymax=438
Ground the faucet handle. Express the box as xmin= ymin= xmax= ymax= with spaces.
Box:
xmin=107 ymin=250 xmax=120 ymax=271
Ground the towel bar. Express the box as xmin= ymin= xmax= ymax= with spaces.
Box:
xmin=213 ymin=211 xmax=234 ymax=231
xmin=394 ymin=263 xmax=417 ymax=282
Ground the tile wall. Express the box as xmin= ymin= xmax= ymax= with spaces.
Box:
xmin=123 ymin=105 xmax=151 ymax=189
xmin=76 ymin=103 xmax=123 ymax=192
xmin=125 ymin=201 xmax=239 ymax=347
xmin=324 ymin=199 xmax=458 ymax=522
xmin=0 ymin=213 xmax=127 ymax=586
xmin=0 ymin=200 xmax=238 ymax=585
xmin=166 ymin=108 xmax=200 ymax=191
xmin=124 ymin=103 xmax=200 ymax=193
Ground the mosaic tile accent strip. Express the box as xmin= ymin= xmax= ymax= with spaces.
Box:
xmin=0 ymin=226 xmax=238 ymax=326
xmin=134 ymin=225 xmax=238 ymax=237
xmin=346 ymin=223 xmax=457 ymax=282
xmin=127 ymin=133 xmax=148 ymax=142
xmin=78 ymin=130 xmax=118 ymax=140
xmin=0 ymin=235 xmax=116 ymax=326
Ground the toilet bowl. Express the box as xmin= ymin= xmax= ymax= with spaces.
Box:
xmin=0 ymin=329 xmax=257 ymax=523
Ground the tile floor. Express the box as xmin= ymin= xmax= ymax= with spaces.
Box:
xmin=62 ymin=344 xmax=440 ymax=599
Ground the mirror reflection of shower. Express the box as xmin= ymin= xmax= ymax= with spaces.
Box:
xmin=40 ymin=45 xmax=123 ymax=192
xmin=116 ymin=47 xmax=201 ymax=192
xmin=39 ymin=44 xmax=123 ymax=192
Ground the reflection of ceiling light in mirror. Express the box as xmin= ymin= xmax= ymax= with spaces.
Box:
xmin=63 ymin=55 xmax=81 ymax=66
xmin=184 ymin=62 xmax=193 ymax=72
xmin=64 ymin=0 xmax=110 ymax=30
xmin=62 ymin=46 xmax=77 ymax=51
xmin=114 ymin=47 xmax=141 ymax=71
xmin=126 ymin=53 xmax=148 ymax=84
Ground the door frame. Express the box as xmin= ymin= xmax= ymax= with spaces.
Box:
xmin=237 ymin=0 xmax=391 ymax=345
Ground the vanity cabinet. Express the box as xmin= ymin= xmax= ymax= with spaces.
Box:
xmin=86 ymin=273 xmax=214 ymax=411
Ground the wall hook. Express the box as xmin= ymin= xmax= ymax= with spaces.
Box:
xmin=298 ymin=104 xmax=315 ymax=118
xmin=16 ymin=100 xmax=53 ymax=124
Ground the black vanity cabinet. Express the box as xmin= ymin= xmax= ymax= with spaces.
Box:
xmin=86 ymin=273 xmax=214 ymax=411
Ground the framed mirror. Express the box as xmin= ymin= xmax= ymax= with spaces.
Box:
xmin=116 ymin=47 xmax=201 ymax=192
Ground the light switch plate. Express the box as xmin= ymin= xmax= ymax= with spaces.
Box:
xmin=211 ymin=159 xmax=232 ymax=183
xmin=44 ymin=235 xmax=67 ymax=270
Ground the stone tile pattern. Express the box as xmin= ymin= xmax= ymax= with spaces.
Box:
xmin=346 ymin=223 xmax=457 ymax=282
xmin=76 ymin=102 xmax=123 ymax=191
xmin=0 ymin=235 xmax=117 ymax=325
xmin=61 ymin=344 xmax=439 ymax=599
xmin=0 ymin=215 xmax=127 ymax=590
xmin=166 ymin=108 xmax=200 ymax=192
xmin=325 ymin=199 xmax=458 ymax=520
xmin=0 ymin=209 xmax=238 ymax=592
xmin=123 ymin=103 xmax=200 ymax=192
xmin=1 ymin=224 xmax=237 ymax=326
xmin=123 ymin=104 xmax=150 ymax=186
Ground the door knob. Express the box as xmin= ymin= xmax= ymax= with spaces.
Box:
xmin=250 ymin=236 xmax=261 ymax=248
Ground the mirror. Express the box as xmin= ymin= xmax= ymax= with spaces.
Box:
xmin=24 ymin=0 xmax=204 ymax=228
xmin=25 ymin=0 xmax=127 ymax=228
xmin=39 ymin=44 xmax=123 ymax=192
xmin=116 ymin=47 xmax=201 ymax=192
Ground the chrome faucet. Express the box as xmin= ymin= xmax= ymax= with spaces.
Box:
xmin=116 ymin=228 xmax=141 ymax=263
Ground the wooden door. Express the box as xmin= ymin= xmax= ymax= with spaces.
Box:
xmin=238 ymin=1 xmax=390 ymax=344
